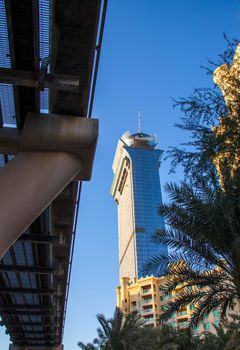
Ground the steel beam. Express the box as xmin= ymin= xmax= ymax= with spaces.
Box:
xmin=2 ymin=322 xmax=60 ymax=328
xmin=0 ymin=265 xmax=60 ymax=274
xmin=0 ymin=68 xmax=80 ymax=92
xmin=0 ymin=310 xmax=60 ymax=316
xmin=10 ymin=341 xmax=59 ymax=348
xmin=0 ymin=287 xmax=59 ymax=295
xmin=4 ymin=0 xmax=37 ymax=128
xmin=19 ymin=234 xmax=60 ymax=245
xmin=7 ymin=331 xmax=59 ymax=336
xmin=0 ymin=304 xmax=55 ymax=310
xmin=11 ymin=335 xmax=57 ymax=340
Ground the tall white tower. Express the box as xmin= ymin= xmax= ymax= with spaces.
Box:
xmin=111 ymin=131 xmax=167 ymax=281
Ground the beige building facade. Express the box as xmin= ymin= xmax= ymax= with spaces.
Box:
xmin=116 ymin=276 xmax=225 ymax=335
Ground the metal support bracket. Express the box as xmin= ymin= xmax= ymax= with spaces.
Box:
xmin=0 ymin=113 xmax=99 ymax=180
xmin=0 ymin=113 xmax=98 ymax=258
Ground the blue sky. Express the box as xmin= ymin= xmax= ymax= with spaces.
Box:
xmin=1 ymin=0 xmax=240 ymax=349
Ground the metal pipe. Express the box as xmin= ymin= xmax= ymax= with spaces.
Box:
xmin=0 ymin=151 xmax=82 ymax=259
xmin=61 ymin=181 xmax=82 ymax=340
xmin=88 ymin=0 xmax=108 ymax=117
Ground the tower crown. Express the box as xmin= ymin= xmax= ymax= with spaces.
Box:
xmin=122 ymin=131 xmax=158 ymax=150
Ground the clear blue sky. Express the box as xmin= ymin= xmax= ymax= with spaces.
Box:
xmin=1 ymin=0 xmax=240 ymax=349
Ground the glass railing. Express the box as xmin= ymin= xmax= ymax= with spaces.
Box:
xmin=177 ymin=310 xmax=187 ymax=316
xmin=142 ymin=288 xmax=151 ymax=294
xmin=142 ymin=299 xmax=152 ymax=304
xmin=142 ymin=308 xmax=153 ymax=313
xmin=178 ymin=321 xmax=189 ymax=328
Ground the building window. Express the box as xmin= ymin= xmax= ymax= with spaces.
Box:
xmin=203 ymin=323 xmax=210 ymax=331
xmin=131 ymin=301 xmax=137 ymax=309
xmin=135 ymin=227 xmax=145 ymax=233
xmin=213 ymin=309 xmax=219 ymax=317
xmin=177 ymin=309 xmax=187 ymax=316
xmin=142 ymin=298 xmax=152 ymax=304
xmin=144 ymin=316 xmax=154 ymax=323
xmin=142 ymin=285 xmax=151 ymax=294
xmin=118 ymin=168 xmax=128 ymax=194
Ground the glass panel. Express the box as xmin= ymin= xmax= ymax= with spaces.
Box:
xmin=126 ymin=147 xmax=167 ymax=277
xmin=39 ymin=0 xmax=50 ymax=113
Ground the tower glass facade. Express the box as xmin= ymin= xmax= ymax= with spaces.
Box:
xmin=111 ymin=132 xmax=167 ymax=280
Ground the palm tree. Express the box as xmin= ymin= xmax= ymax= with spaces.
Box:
xmin=221 ymin=314 xmax=240 ymax=350
xmin=144 ymin=38 xmax=240 ymax=328
xmin=78 ymin=307 xmax=145 ymax=350
xmin=145 ymin=173 xmax=240 ymax=326
xmin=78 ymin=343 xmax=98 ymax=350
xmin=151 ymin=325 xmax=180 ymax=350
xmin=131 ymin=325 xmax=179 ymax=350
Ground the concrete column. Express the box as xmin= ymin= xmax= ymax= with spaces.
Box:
xmin=116 ymin=286 xmax=121 ymax=309
xmin=9 ymin=345 xmax=63 ymax=350
xmin=0 ymin=151 xmax=82 ymax=259
xmin=120 ymin=277 xmax=130 ymax=313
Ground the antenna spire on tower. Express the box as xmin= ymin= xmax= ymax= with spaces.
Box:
xmin=138 ymin=109 xmax=141 ymax=133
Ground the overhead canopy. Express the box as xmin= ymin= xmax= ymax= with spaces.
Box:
xmin=0 ymin=0 xmax=107 ymax=347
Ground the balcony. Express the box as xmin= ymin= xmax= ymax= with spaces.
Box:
xmin=142 ymin=307 xmax=153 ymax=314
xmin=142 ymin=298 xmax=152 ymax=304
xmin=142 ymin=288 xmax=151 ymax=294
xmin=144 ymin=317 xmax=154 ymax=324
xmin=177 ymin=310 xmax=188 ymax=317
xmin=177 ymin=318 xmax=189 ymax=329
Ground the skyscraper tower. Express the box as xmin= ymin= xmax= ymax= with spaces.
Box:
xmin=111 ymin=131 xmax=167 ymax=280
